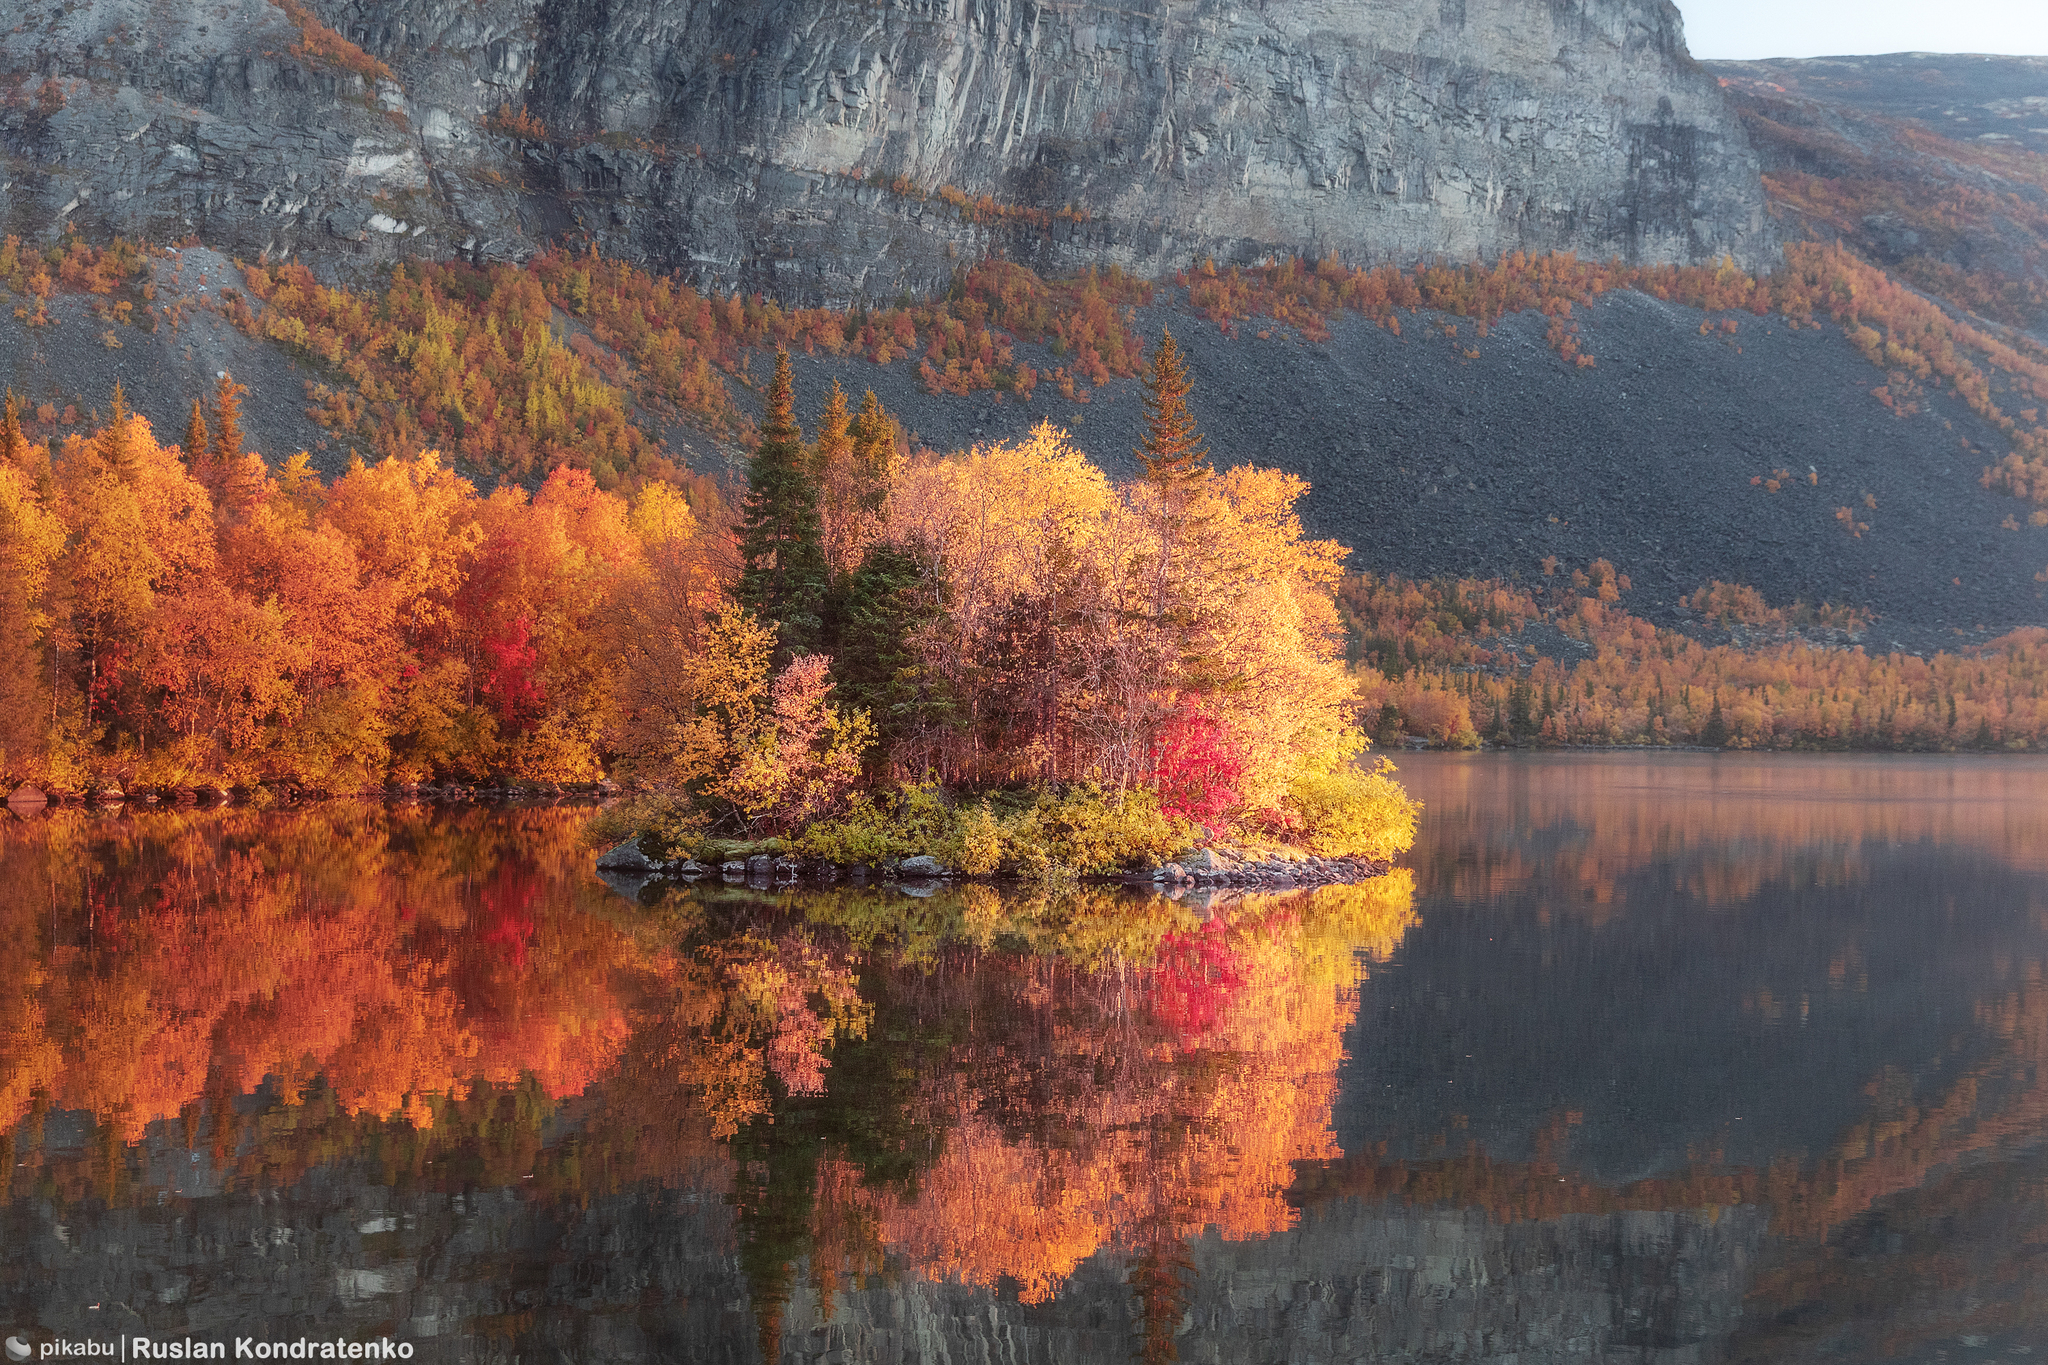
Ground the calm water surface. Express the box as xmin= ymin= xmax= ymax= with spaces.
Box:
xmin=3 ymin=754 xmax=2046 ymax=1364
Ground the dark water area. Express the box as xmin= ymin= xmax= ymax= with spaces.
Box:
xmin=3 ymin=756 xmax=2046 ymax=1364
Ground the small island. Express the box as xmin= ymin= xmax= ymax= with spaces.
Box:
xmin=587 ymin=335 xmax=1419 ymax=886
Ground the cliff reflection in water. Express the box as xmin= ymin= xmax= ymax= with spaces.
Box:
xmin=3 ymin=758 xmax=2046 ymax=1363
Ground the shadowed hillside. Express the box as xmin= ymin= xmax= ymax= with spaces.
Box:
xmin=773 ymin=289 xmax=2046 ymax=644
xmin=3 ymin=242 xmax=2045 ymax=648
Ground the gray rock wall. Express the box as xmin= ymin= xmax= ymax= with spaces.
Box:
xmin=0 ymin=0 xmax=441 ymax=258
xmin=0 ymin=0 xmax=1773 ymax=301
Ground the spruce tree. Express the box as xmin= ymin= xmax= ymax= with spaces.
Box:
xmin=1508 ymin=679 xmax=1535 ymax=740
xmin=182 ymin=399 xmax=212 ymax=480
xmin=210 ymin=371 xmax=247 ymax=474
xmin=736 ymin=350 xmax=828 ymax=659
xmin=850 ymin=388 xmax=896 ymax=493
xmin=1700 ymin=696 xmax=1729 ymax=748
xmin=1135 ymin=328 xmax=1209 ymax=486
xmin=831 ymin=541 xmax=950 ymax=750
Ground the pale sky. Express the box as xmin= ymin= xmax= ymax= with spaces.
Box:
xmin=1678 ymin=0 xmax=2048 ymax=60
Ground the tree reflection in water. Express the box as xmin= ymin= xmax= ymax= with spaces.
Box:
xmin=3 ymin=768 xmax=2046 ymax=1362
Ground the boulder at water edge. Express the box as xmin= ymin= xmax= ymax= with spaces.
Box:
xmin=595 ymin=840 xmax=662 ymax=874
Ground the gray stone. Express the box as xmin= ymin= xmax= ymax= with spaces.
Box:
xmin=594 ymin=839 xmax=660 ymax=873
xmin=673 ymin=860 xmax=707 ymax=878
xmin=745 ymin=853 xmax=776 ymax=876
xmin=897 ymin=854 xmax=947 ymax=879
xmin=721 ymin=860 xmax=747 ymax=876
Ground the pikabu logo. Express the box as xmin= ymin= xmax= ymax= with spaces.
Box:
xmin=24 ymin=1345 xmax=114 ymax=1360
xmin=7 ymin=1338 xmax=31 ymax=1363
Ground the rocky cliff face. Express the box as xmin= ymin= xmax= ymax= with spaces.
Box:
xmin=0 ymin=0 xmax=1771 ymax=300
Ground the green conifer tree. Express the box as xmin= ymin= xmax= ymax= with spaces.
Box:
xmin=850 ymin=388 xmax=896 ymax=493
xmin=1135 ymin=329 xmax=1209 ymax=486
xmin=830 ymin=541 xmax=951 ymax=752
xmin=1700 ymin=696 xmax=1729 ymax=748
xmin=737 ymin=350 xmax=828 ymax=659
xmin=813 ymin=378 xmax=852 ymax=478
xmin=1508 ymin=679 xmax=1535 ymax=740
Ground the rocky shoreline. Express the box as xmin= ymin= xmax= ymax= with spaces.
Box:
xmin=4 ymin=782 xmax=1395 ymax=893
xmin=593 ymin=838 xmax=1394 ymax=894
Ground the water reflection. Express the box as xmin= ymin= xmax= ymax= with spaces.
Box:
xmin=0 ymin=803 xmax=1415 ymax=1362
xmin=1348 ymin=754 xmax=2048 ymax=1362
xmin=3 ymin=758 xmax=2046 ymax=1363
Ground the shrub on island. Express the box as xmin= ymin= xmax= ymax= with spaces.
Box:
xmin=1282 ymin=759 xmax=1422 ymax=860
xmin=792 ymin=782 xmax=1190 ymax=876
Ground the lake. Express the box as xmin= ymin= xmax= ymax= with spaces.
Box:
xmin=4 ymin=754 xmax=2046 ymax=1364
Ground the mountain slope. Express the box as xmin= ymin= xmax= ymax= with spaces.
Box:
xmin=1708 ymin=54 xmax=2048 ymax=334
xmin=4 ymin=28 xmax=2046 ymax=643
